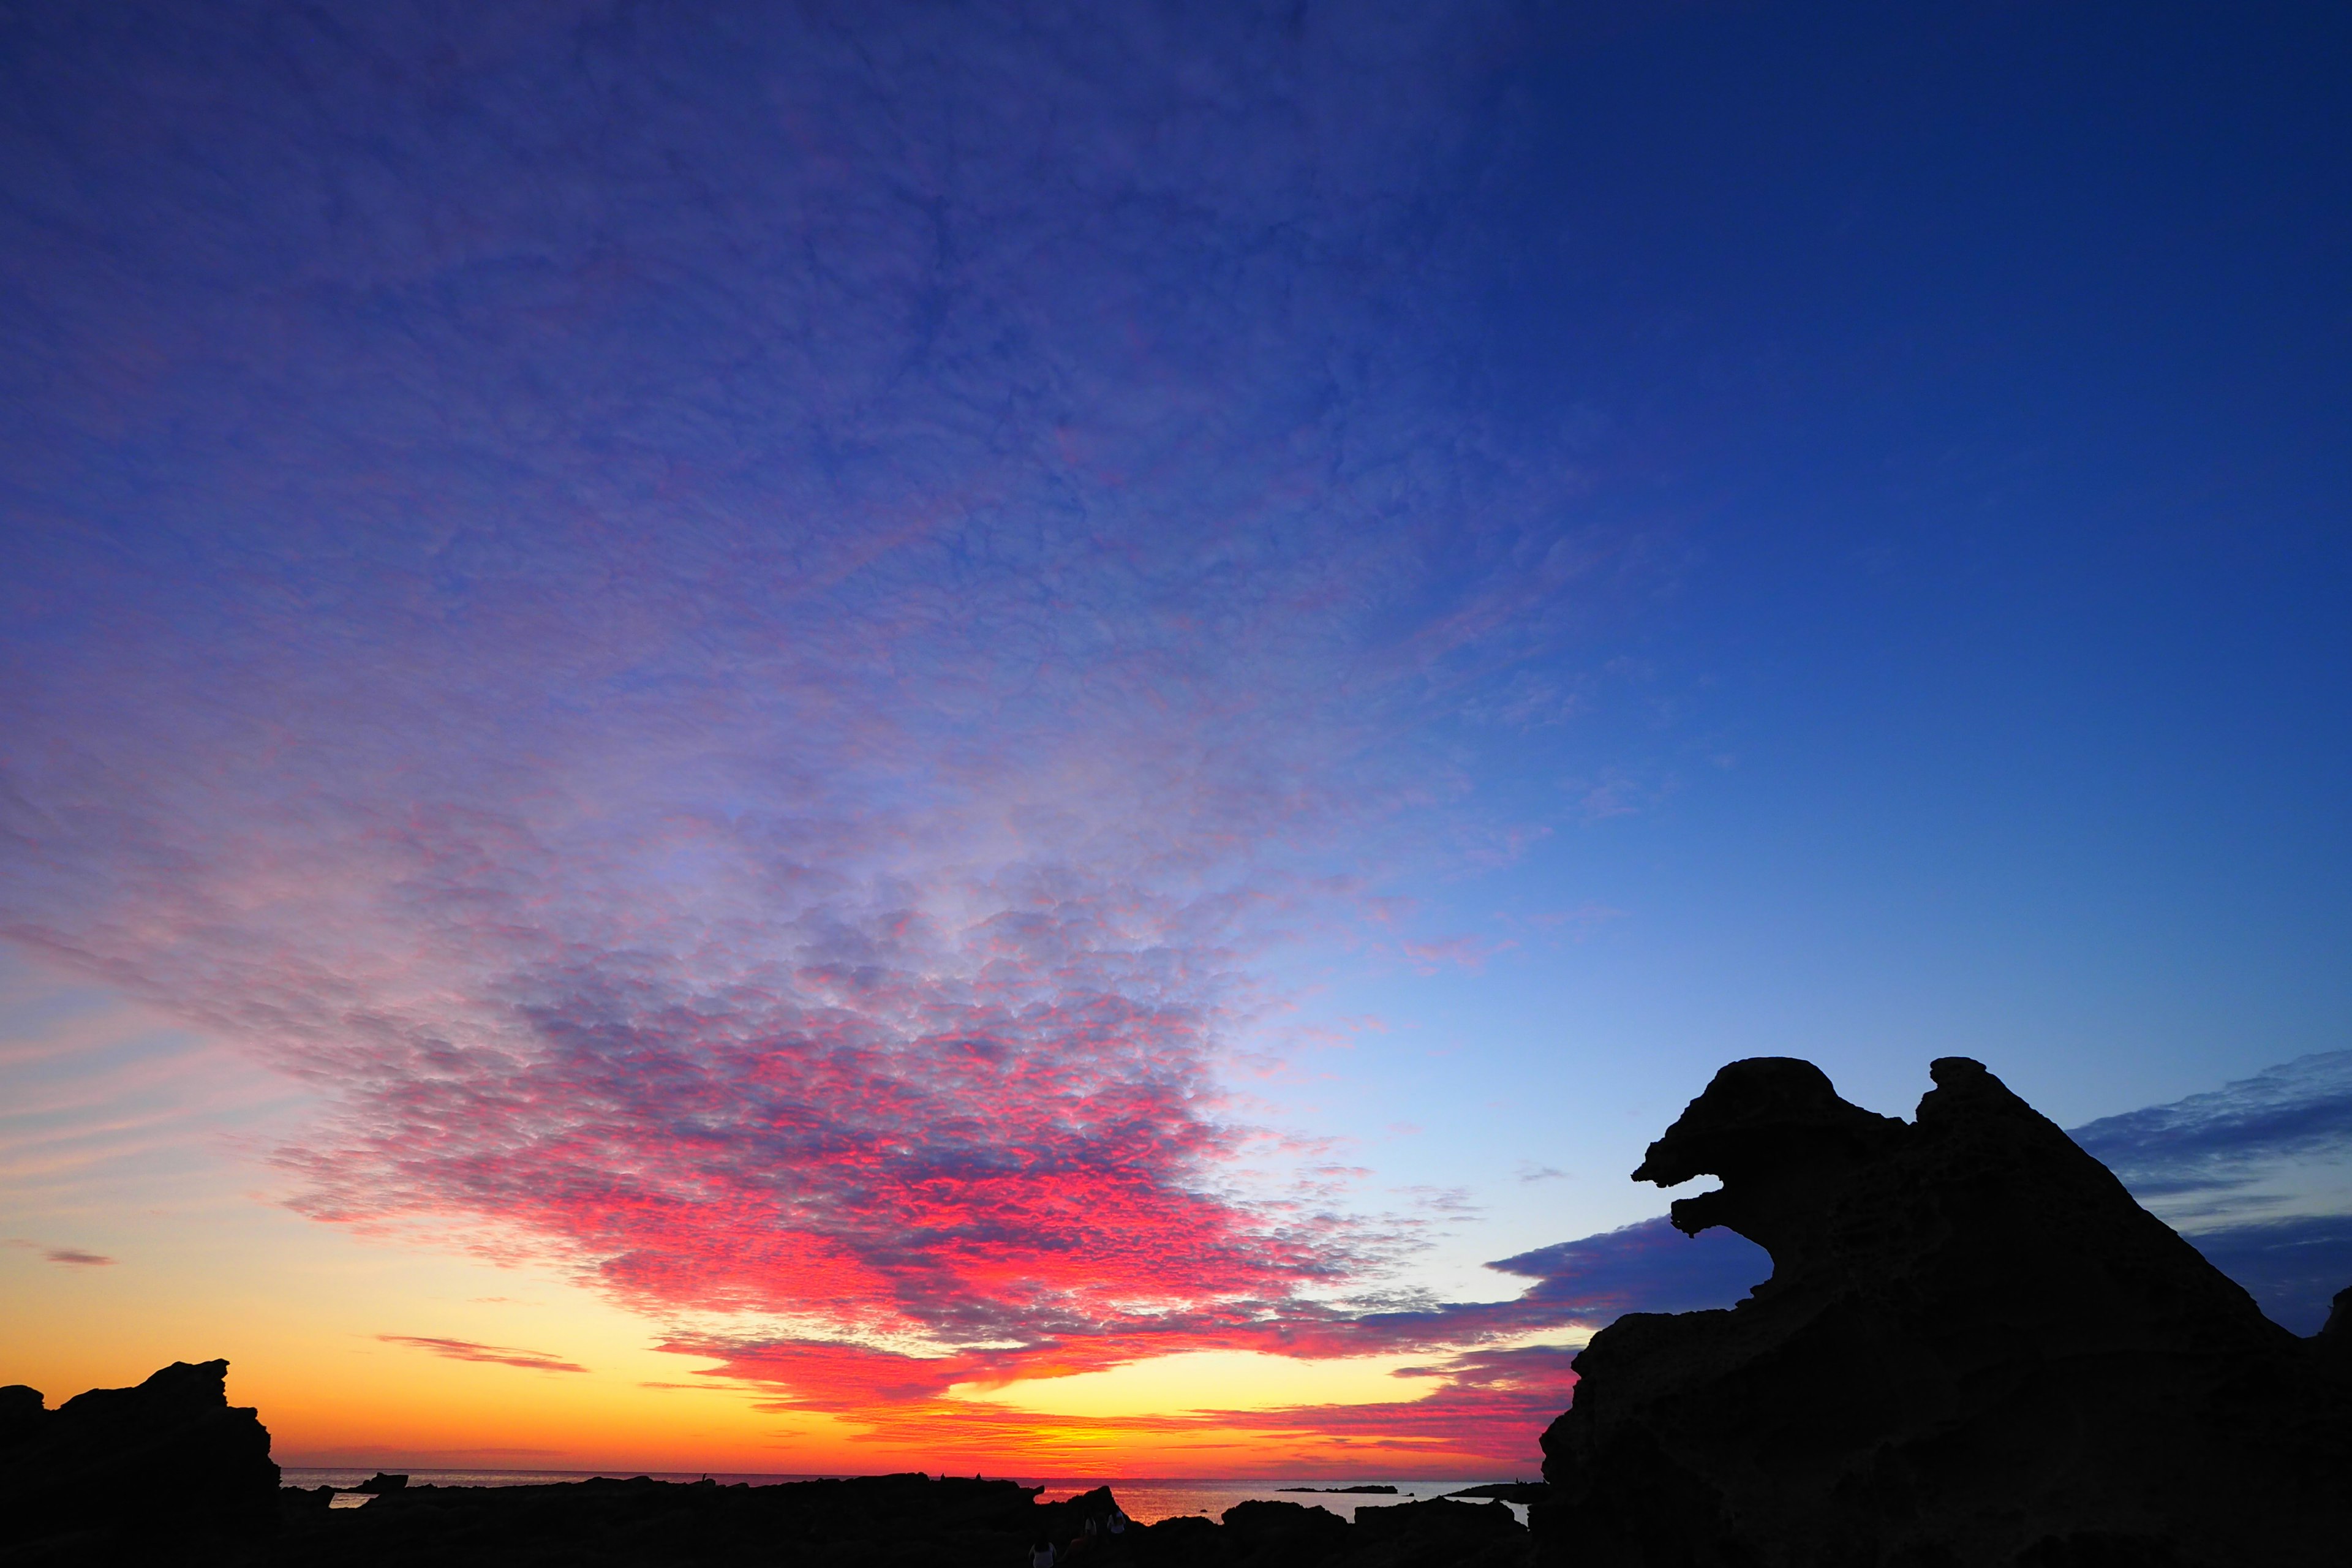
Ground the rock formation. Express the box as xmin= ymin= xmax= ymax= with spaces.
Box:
xmin=1536 ymin=1057 xmax=2352 ymax=1567
xmin=0 ymin=1358 xmax=279 ymax=1558
xmin=260 ymin=1474 xmax=1531 ymax=1566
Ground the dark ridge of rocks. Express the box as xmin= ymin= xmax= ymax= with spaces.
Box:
xmin=251 ymin=1476 xmax=1531 ymax=1567
xmin=0 ymin=1355 xmax=1530 ymax=1567
xmin=0 ymin=1358 xmax=279 ymax=1559
xmin=1275 ymin=1484 xmax=1398 ymax=1493
xmin=1536 ymin=1056 xmax=2352 ymax=1568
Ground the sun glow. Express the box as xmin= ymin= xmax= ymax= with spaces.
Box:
xmin=952 ymin=1351 xmax=1436 ymax=1418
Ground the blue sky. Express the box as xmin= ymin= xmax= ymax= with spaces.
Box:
xmin=1 ymin=0 xmax=2346 ymax=1471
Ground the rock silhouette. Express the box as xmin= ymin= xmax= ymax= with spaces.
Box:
xmin=0 ymin=1360 xmax=1534 ymax=1568
xmin=0 ymin=1358 xmax=279 ymax=1559
xmin=260 ymin=1475 xmax=1529 ymax=1566
xmin=1536 ymin=1056 xmax=2352 ymax=1567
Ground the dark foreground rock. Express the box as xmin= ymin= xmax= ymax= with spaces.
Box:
xmin=0 ymin=1358 xmax=279 ymax=1560
xmin=1536 ymin=1056 xmax=2352 ymax=1568
xmin=0 ymin=1355 xmax=1530 ymax=1566
xmin=254 ymin=1477 xmax=1528 ymax=1567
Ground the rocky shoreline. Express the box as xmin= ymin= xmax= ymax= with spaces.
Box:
xmin=7 ymin=1057 xmax=2347 ymax=1566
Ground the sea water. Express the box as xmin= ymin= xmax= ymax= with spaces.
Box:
xmin=277 ymin=1469 xmax=1532 ymax=1525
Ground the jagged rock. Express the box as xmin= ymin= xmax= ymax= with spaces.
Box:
xmin=2318 ymin=1285 xmax=2352 ymax=1373
xmin=1221 ymin=1498 xmax=1352 ymax=1562
xmin=0 ymin=1359 xmax=279 ymax=1554
xmin=353 ymin=1471 xmax=409 ymax=1493
xmin=0 ymin=1382 xmax=47 ymax=1446
xmin=1350 ymin=1497 xmax=1528 ymax=1567
xmin=1537 ymin=1057 xmax=2352 ymax=1567
xmin=246 ymin=1472 xmax=1536 ymax=1566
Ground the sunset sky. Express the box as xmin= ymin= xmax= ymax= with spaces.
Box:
xmin=3 ymin=1 xmax=2348 ymax=1478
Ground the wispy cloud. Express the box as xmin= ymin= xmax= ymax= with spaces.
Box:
xmin=2074 ymin=1052 xmax=2352 ymax=1215
xmin=2072 ymin=1053 xmax=2352 ymax=1333
xmin=43 ymin=1246 xmax=114 ymax=1266
xmin=379 ymin=1335 xmax=590 ymax=1375
xmin=7 ymin=1238 xmax=118 ymax=1266
xmin=0 ymin=0 xmax=1656 ymax=1466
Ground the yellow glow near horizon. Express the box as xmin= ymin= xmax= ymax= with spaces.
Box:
xmin=1 ymin=963 xmax=1551 ymax=1477
xmin=954 ymin=1349 xmax=1437 ymax=1418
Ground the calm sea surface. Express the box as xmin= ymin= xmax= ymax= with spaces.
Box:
xmin=278 ymin=1470 xmax=1532 ymax=1525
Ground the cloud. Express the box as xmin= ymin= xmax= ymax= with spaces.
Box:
xmin=2073 ymin=1052 xmax=2352 ymax=1244
xmin=43 ymin=1247 xmax=114 ymax=1265
xmin=1205 ymin=1344 xmax=1584 ymax=1463
xmin=626 ymin=1212 xmax=1766 ymax=1467
xmin=2073 ymin=1052 xmax=2352 ymax=1205
xmin=0 ymin=0 xmax=1665 ymax=1467
xmin=2180 ymin=1215 xmax=2352 ymax=1337
xmin=7 ymin=1238 xmax=116 ymax=1266
xmin=1485 ymin=1218 xmax=1772 ymax=1317
xmin=2069 ymin=1056 xmax=2352 ymax=1334
xmin=378 ymin=1335 xmax=590 ymax=1375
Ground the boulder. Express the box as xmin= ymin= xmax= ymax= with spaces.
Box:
xmin=1350 ymin=1497 xmax=1528 ymax=1567
xmin=0 ymin=1359 xmax=278 ymax=1553
xmin=0 ymin=1382 xmax=47 ymax=1446
xmin=1536 ymin=1057 xmax=2352 ymax=1567
xmin=1221 ymin=1498 xmax=1351 ymax=1562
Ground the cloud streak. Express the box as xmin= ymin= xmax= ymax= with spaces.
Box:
xmin=2073 ymin=1052 xmax=2352 ymax=1214
xmin=380 ymin=1335 xmax=591 ymax=1375
xmin=9 ymin=1239 xmax=117 ymax=1267
xmin=2072 ymin=1053 xmax=2352 ymax=1333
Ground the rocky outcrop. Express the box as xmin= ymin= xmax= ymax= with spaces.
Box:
xmin=2318 ymin=1284 xmax=2352 ymax=1372
xmin=0 ymin=1358 xmax=279 ymax=1556
xmin=1536 ymin=1057 xmax=2352 ymax=1567
xmin=262 ymin=1475 xmax=1532 ymax=1566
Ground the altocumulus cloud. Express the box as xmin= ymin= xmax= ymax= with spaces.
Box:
xmin=2074 ymin=1052 xmax=2352 ymax=1333
xmin=0 ymin=0 xmax=1650 ymax=1463
xmin=24 ymin=6 xmax=2330 ymax=1461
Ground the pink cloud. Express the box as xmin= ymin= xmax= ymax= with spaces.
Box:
xmin=0 ymin=2 xmax=1673 ymax=1468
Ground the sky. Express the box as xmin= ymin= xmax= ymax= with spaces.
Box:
xmin=2 ymin=0 xmax=2348 ymax=1478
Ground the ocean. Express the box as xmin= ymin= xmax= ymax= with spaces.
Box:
xmin=277 ymin=1470 xmax=1534 ymax=1525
